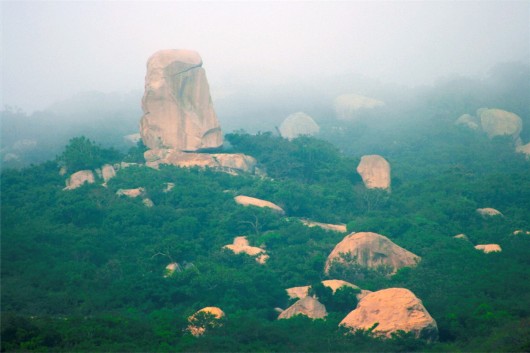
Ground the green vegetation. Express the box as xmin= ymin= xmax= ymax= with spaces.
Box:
xmin=2 ymin=69 xmax=530 ymax=351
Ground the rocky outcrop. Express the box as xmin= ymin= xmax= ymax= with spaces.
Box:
xmin=278 ymin=296 xmax=327 ymax=320
xmin=516 ymin=142 xmax=530 ymax=158
xmin=64 ymin=170 xmax=95 ymax=190
xmin=234 ymin=195 xmax=285 ymax=214
xmin=476 ymin=208 xmax=503 ymax=217
xmin=300 ymin=219 xmax=347 ymax=233
xmin=477 ymin=108 xmax=522 ymax=141
xmin=325 ymin=232 xmax=420 ymax=274
xmin=475 ymin=244 xmax=502 ymax=253
xmin=455 ymin=114 xmax=480 ymax=130
xmin=279 ymin=112 xmax=320 ymax=139
xmin=144 ymin=149 xmax=257 ymax=173
xmin=340 ymin=288 xmax=438 ymax=340
xmin=356 ymin=155 xmax=391 ymax=190
xmin=116 ymin=188 xmax=145 ymax=198
xmin=139 ymin=49 xmax=222 ymax=151
xmin=223 ymin=236 xmax=269 ymax=264
xmin=187 ymin=307 xmax=225 ymax=336
xmin=334 ymin=94 xmax=384 ymax=120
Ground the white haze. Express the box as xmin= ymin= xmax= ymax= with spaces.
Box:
xmin=1 ymin=1 xmax=529 ymax=113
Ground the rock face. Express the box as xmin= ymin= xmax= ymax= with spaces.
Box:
xmin=64 ymin=170 xmax=95 ymax=190
xmin=334 ymin=94 xmax=385 ymax=120
xmin=278 ymin=296 xmax=327 ymax=320
xmin=477 ymin=108 xmax=522 ymax=141
xmin=187 ymin=307 xmax=225 ymax=336
xmin=356 ymin=155 xmax=391 ymax=190
xmin=300 ymin=219 xmax=347 ymax=232
xmin=475 ymin=244 xmax=502 ymax=253
xmin=279 ymin=112 xmax=320 ymax=139
xmin=325 ymin=232 xmax=420 ymax=274
xmin=140 ymin=49 xmax=223 ymax=151
xmin=144 ymin=149 xmax=257 ymax=173
xmin=476 ymin=208 xmax=503 ymax=217
xmin=234 ymin=195 xmax=285 ymax=214
xmin=340 ymin=288 xmax=438 ymax=340
xmin=223 ymin=236 xmax=269 ymax=264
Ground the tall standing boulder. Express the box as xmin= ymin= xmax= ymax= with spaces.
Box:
xmin=279 ymin=112 xmax=320 ymax=140
xmin=325 ymin=232 xmax=420 ymax=274
xmin=356 ymin=155 xmax=391 ymax=190
xmin=140 ymin=49 xmax=223 ymax=151
xmin=340 ymin=288 xmax=438 ymax=340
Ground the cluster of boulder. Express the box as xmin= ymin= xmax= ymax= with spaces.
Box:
xmin=453 ymin=207 xmax=505 ymax=253
xmin=456 ymin=108 xmax=529 ymax=158
xmin=63 ymin=162 xmax=138 ymax=190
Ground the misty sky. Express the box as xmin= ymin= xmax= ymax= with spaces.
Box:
xmin=1 ymin=1 xmax=529 ymax=112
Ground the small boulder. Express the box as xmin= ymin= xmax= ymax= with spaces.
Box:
xmin=356 ymin=155 xmax=391 ymax=190
xmin=279 ymin=112 xmax=320 ymax=140
xmin=64 ymin=170 xmax=95 ymax=190
xmin=223 ymin=236 xmax=268 ymax=264
xmin=142 ymin=198 xmax=154 ymax=208
xmin=163 ymin=182 xmax=175 ymax=192
xmin=116 ymin=187 xmax=145 ymax=198
xmin=164 ymin=262 xmax=181 ymax=277
xmin=300 ymin=219 xmax=347 ymax=232
xmin=187 ymin=307 xmax=225 ymax=336
xmin=453 ymin=233 xmax=470 ymax=241
xmin=455 ymin=114 xmax=480 ymax=130
xmin=515 ymin=142 xmax=530 ymax=158
xmin=340 ymin=288 xmax=438 ymax=340
xmin=477 ymin=108 xmax=522 ymax=141
xmin=234 ymin=195 xmax=285 ymax=214
xmin=475 ymin=244 xmax=502 ymax=253
xmin=278 ymin=296 xmax=327 ymax=320
xmin=476 ymin=208 xmax=503 ymax=217
xmin=325 ymin=232 xmax=420 ymax=275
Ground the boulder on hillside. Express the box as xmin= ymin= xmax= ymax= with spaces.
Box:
xmin=340 ymin=288 xmax=438 ymax=340
xmin=453 ymin=233 xmax=470 ymax=241
xmin=101 ymin=164 xmax=116 ymax=184
xmin=279 ymin=112 xmax=320 ymax=140
xmin=475 ymin=244 xmax=502 ymax=253
xmin=515 ymin=142 xmax=530 ymax=158
xmin=325 ymin=232 xmax=420 ymax=275
xmin=286 ymin=280 xmax=370 ymax=301
xmin=187 ymin=307 xmax=225 ymax=336
xmin=300 ymin=219 xmax=347 ymax=232
xmin=139 ymin=49 xmax=223 ymax=151
xmin=286 ymin=286 xmax=311 ymax=299
xmin=223 ymin=236 xmax=269 ymax=264
xmin=455 ymin=114 xmax=480 ymax=130
xmin=278 ymin=296 xmax=327 ymax=320
xmin=64 ymin=170 xmax=95 ymax=190
xmin=477 ymin=108 xmax=522 ymax=142
xmin=334 ymin=94 xmax=385 ymax=120
xmin=234 ymin=195 xmax=285 ymax=214
xmin=476 ymin=208 xmax=503 ymax=217
xmin=144 ymin=149 xmax=257 ymax=173
xmin=356 ymin=155 xmax=391 ymax=190
xmin=116 ymin=187 xmax=145 ymax=198
xmin=164 ymin=262 xmax=181 ymax=277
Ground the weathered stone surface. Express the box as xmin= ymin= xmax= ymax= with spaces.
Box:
xmin=140 ymin=49 xmax=223 ymax=151
xmin=278 ymin=296 xmax=327 ymax=320
xmin=455 ymin=114 xmax=480 ymax=130
xmin=64 ymin=170 xmax=95 ymax=190
xmin=279 ymin=112 xmax=320 ymax=139
xmin=144 ymin=149 xmax=257 ymax=173
xmin=223 ymin=236 xmax=268 ymax=264
xmin=340 ymin=288 xmax=438 ymax=340
xmin=300 ymin=219 xmax=347 ymax=233
xmin=116 ymin=187 xmax=145 ymax=198
xmin=234 ymin=195 xmax=285 ymax=214
xmin=101 ymin=164 xmax=116 ymax=183
xmin=516 ymin=142 xmax=530 ymax=158
xmin=476 ymin=208 xmax=503 ymax=217
xmin=356 ymin=155 xmax=391 ymax=190
xmin=477 ymin=108 xmax=522 ymax=140
xmin=325 ymin=232 xmax=420 ymax=274
xmin=334 ymin=94 xmax=385 ymax=120
xmin=187 ymin=307 xmax=225 ymax=336
xmin=475 ymin=244 xmax=502 ymax=253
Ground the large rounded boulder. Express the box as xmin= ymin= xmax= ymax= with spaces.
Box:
xmin=340 ymin=288 xmax=438 ymax=340
xmin=477 ymin=108 xmax=522 ymax=141
xmin=279 ymin=112 xmax=320 ymax=140
xmin=325 ymin=232 xmax=420 ymax=274
xmin=356 ymin=155 xmax=391 ymax=190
